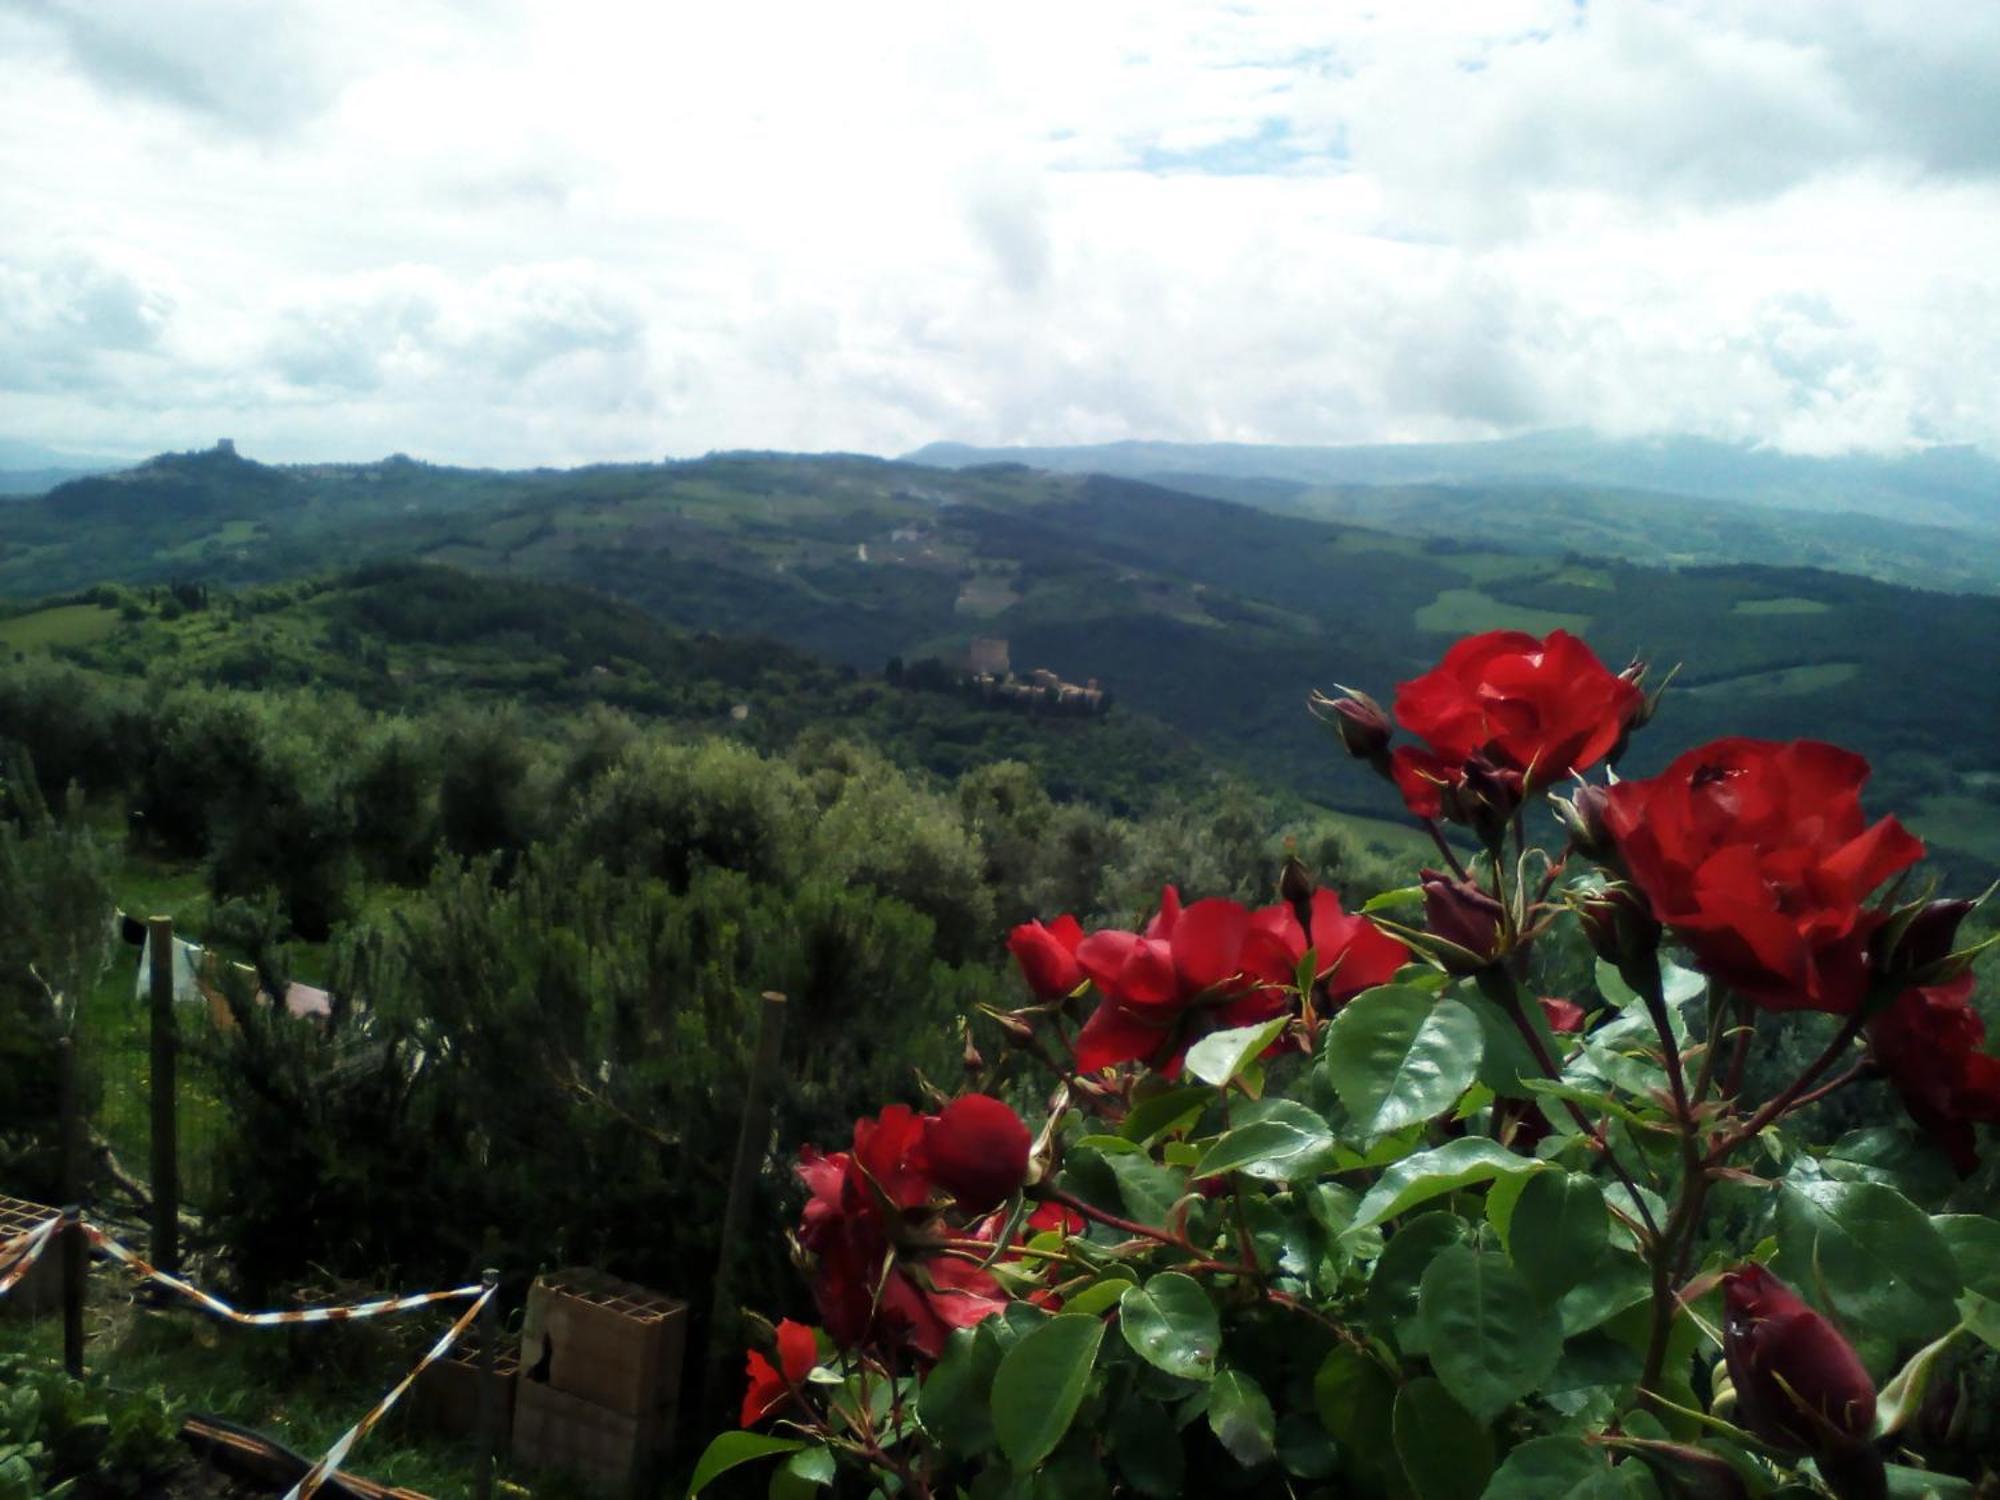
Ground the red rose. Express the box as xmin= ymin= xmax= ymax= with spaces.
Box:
xmin=1539 ymin=997 xmax=1586 ymax=1034
xmin=1603 ymin=738 xmax=1924 ymax=1014
xmin=1723 ymin=1265 xmax=1877 ymax=1459
xmin=740 ymin=1318 xmax=817 ymax=1427
xmin=1070 ymin=890 xmax=1299 ymax=1073
xmin=1026 ymin=1201 xmax=1086 ymax=1237
xmin=1392 ymin=630 xmax=1641 ymax=810
xmin=1867 ymin=975 xmax=2000 ymax=1175
xmin=794 ymin=1110 xmax=1010 ymax=1357
xmin=1007 ymin=915 xmax=1085 ymax=999
xmin=922 ymin=1094 xmax=1032 ymax=1212
xmin=1250 ymin=887 xmax=1410 ymax=1006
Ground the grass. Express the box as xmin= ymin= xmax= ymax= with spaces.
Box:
xmin=1412 ymin=588 xmax=1591 ymax=637
xmin=0 ymin=603 xmax=122 ymax=651
xmin=0 ymin=1286 xmax=579 ymax=1497
xmin=1731 ymin=596 xmax=1832 ymax=616
xmin=1682 ymin=662 xmax=1859 ymax=698
xmin=1432 ymin=552 xmax=1552 ymax=584
xmin=1907 ymin=794 xmax=2000 ymax=860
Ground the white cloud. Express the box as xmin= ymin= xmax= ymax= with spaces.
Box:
xmin=0 ymin=0 xmax=1998 ymax=463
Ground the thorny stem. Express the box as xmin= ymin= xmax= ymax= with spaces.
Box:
xmin=1704 ymin=1010 xmax=1868 ymax=1168
xmin=1633 ymin=959 xmax=1708 ymax=1399
xmin=1479 ymin=968 xmax=1663 ymax=1244
xmin=1423 ymin=819 xmax=1471 ymax=882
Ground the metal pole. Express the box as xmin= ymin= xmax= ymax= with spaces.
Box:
xmin=60 ymin=1205 xmax=85 ymax=1377
xmin=703 ymin=992 xmax=787 ymax=1414
xmin=147 ymin=916 xmax=179 ymax=1275
xmin=473 ymin=1268 xmax=500 ymax=1500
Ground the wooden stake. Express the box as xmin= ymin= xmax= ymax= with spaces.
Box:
xmin=474 ymin=1267 xmax=500 ymax=1500
xmin=60 ymin=1205 xmax=85 ymax=1377
xmin=147 ymin=916 xmax=179 ymax=1276
xmin=703 ymin=992 xmax=788 ymax=1416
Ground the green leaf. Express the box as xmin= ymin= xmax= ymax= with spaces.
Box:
xmin=920 ymin=1327 xmax=1000 ymax=1454
xmin=1510 ymin=1170 xmax=1609 ymax=1303
xmin=1363 ymin=887 xmax=1425 ymax=913
xmin=1206 ymin=1369 xmax=1276 ymax=1468
xmin=1193 ymin=1099 xmax=1336 ymax=1182
xmin=1883 ymin=1464 xmax=1976 ymax=1498
xmin=1776 ymin=1178 xmax=1962 ymax=1340
xmin=1366 ymin=1212 xmax=1469 ymax=1355
xmin=1322 ymin=986 xmax=1485 ymax=1141
xmin=991 ymin=1313 xmax=1105 ymax=1470
xmin=1934 ymin=1214 xmax=2000 ymax=1301
xmin=1111 ymin=1395 xmax=1183 ymax=1497
xmin=1350 ymin=1138 xmax=1545 ymax=1233
xmin=1118 ymin=1272 xmax=1221 ymax=1381
xmin=1962 ymin=1290 xmax=2000 ymax=1351
xmin=1419 ymin=1245 xmax=1563 ymax=1423
xmin=686 ymin=1433 xmax=805 ymax=1496
xmin=1061 ymin=1274 xmax=1137 ymax=1320
xmin=1825 ymin=1127 xmax=1958 ymax=1203
xmin=1391 ymin=1377 xmax=1492 ymax=1500
xmin=1875 ymin=1323 xmax=1964 ymax=1438
xmin=1119 ymin=1084 xmax=1215 ymax=1146
xmin=1186 ymin=1016 xmax=1289 ymax=1087
xmin=768 ymin=1445 xmax=836 ymax=1498
xmin=1103 ymin=1151 xmax=1185 ymax=1223
xmin=1477 ymin=1435 xmax=1609 ymax=1500
xmin=1558 ymin=1253 xmax=1652 ymax=1338
xmin=1313 ymin=1345 xmax=1405 ymax=1496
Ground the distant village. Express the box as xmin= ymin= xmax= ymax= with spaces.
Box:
xmin=886 ymin=636 xmax=1109 ymax=716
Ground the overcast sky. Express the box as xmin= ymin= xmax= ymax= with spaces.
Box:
xmin=3 ymin=0 xmax=1999 ymax=466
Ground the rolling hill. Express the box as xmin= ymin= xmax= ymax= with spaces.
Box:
xmin=5 ymin=443 xmax=1997 ymax=885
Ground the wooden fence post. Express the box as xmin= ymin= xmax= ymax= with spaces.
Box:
xmin=60 ymin=1205 xmax=85 ymax=1377
xmin=58 ymin=1033 xmax=86 ymax=1378
xmin=703 ymin=992 xmax=788 ymax=1413
xmin=474 ymin=1267 xmax=500 ymax=1500
xmin=147 ymin=916 xmax=179 ymax=1276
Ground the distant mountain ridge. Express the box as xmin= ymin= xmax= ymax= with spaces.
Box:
xmin=907 ymin=430 xmax=2000 ymax=534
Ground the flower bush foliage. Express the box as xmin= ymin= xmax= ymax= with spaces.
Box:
xmin=693 ymin=629 xmax=2000 ymax=1500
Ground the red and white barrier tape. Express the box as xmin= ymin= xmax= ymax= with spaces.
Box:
xmin=0 ymin=1215 xmax=61 ymax=1299
xmin=285 ymin=1283 xmax=496 ymax=1500
xmin=84 ymin=1224 xmax=483 ymax=1325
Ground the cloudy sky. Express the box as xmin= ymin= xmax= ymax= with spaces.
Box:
xmin=3 ymin=0 xmax=1999 ymax=466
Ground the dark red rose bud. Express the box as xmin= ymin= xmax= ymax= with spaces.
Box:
xmin=1007 ymin=916 xmax=1085 ymax=999
xmin=1324 ymin=688 xmax=1393 ymax=766
xmin=922 ymin=1094 xmax=1032 ymax=1213
xmin=1871 ymin=897 xmax=1977 ymax=991
xmin=1614 ymin=1438 xmax=1751 ymax=1500
xmin=1444 ymin=753 xmax=1525 ymax=844
xmin=1723 ymin=1265 xmax=1879 ymax=1462
xmin=1421 ymin=869 xmax=1507 ymax=974
xmin=1553 ymin=782 xmax=1616 ymax=859
xmin=1576 ymin=882 xmax=1662 ymax=969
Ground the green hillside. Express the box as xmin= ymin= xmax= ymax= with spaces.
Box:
xmin=7 ymin=445 xmax=1997 ymax=884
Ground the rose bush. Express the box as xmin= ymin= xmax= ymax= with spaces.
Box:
xmin=693 ymin=629 xmax=2000 ymax=1500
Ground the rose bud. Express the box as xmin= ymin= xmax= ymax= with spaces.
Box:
xmin=1552 ymin=782 xmax=1616 ymax=859
xmin=1442 ymin=754 xmax=1524 ymax=845
xmin=1421 ymin=869 xmax=1507 ymax=974
xmin=1870 ymin=897 xmax=1979 ymax=992
xmin=1324 ymin=687 xmax=1393 ymax=767
xmin=921 ymin=1094 xmax=1032 ymax=1213
xmin=1007 ymin=916 xmax=1086 ymax=999
xmin=1723 ymin=1265 xmax=1881 ymax=1484
xmin=1576 ymin=882 xmax=1662 ymax=970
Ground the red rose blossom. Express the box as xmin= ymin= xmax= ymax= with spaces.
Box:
xmin=1867 ymin=975 xmax=2000 ymax=1174
xmin=793 ymin=1108 xmax=1009 ymax=1358
xmin=1390 ymin=630 xmax=1642 ymax=819
xmin=922 ymin=1094 xmax=1032 ymax=1212
xmin=1007 ymin=915 xmax=1085 ymax=999
xmin=1068 ymin=887 xmax=1405 ymax=1073
xmin=740 ymin=1318 xmax=817 ymax=1427
xmin=1603 ymin=738 xmax=1924 ymax=1014
xmin=1723 ymin=1265 xmax=1878 ymax=1461
xmin=1539 ymin=997 xmax=1586 ymax=1034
